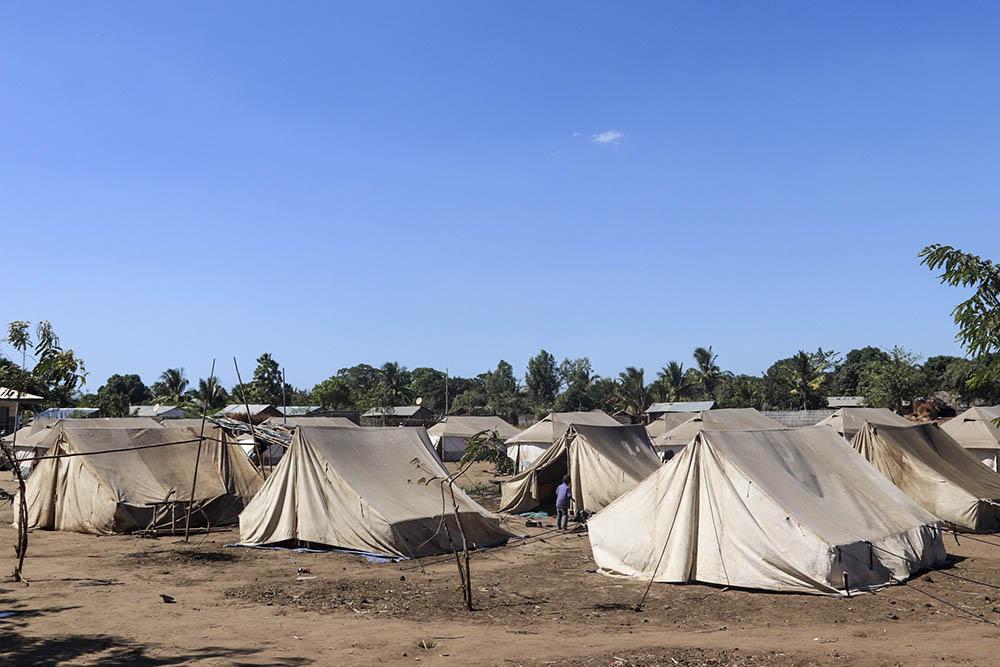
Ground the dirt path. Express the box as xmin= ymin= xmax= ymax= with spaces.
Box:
xmin=2 ymin=471 xmax=1000 ymax=665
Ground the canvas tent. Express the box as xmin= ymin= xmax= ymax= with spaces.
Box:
xmin=817 ymin=408 xmax=912 ymax=439
xmin=16 ymin=425 xmax=263 ymax=534
xmin=653 ymin=408 xmax=785 ymax=458
xmin=505 ymin=411 xmax=620 ymax=473
xmin=265 ymin=416 xmax=359 ymax=429
xmin=3 ymin=417 xmax=166 ymax=475
xmin=239 ymin=426 xmax=512 ymax=558
xmin=590 ymin=426 xmax=946 ymax=595
xmin=852 ymin=422 xmax=1000 ymax=532
xmin=428 ymin=415 xmax=521 ymax=462
xmin=499 ymin=423 xmax=662 ymax=515
xmin=941 ymin=407 xmax=1000 ymax=470
xmin=644 ymin=412 xmax=694 ymax=441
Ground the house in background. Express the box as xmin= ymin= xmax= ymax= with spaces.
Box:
xmin=644 ymin=400 xmax=715 ymax=423
xmin=275 ymin=405 xmax=327 ymax=418
xmin=361 ymin=405 xmax=435 ymax=427
xmin=130 ymin=404 xmax=188 ymax=419
xmin=0 ymin=387 xmax=44 ymax=435
xmin=215 ymin=404 xmax=283 ymax=421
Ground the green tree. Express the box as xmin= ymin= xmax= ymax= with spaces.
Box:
xmin=484 ymin=360 xmax=523 ymax=423
xmin=858 ymin=346 xmax=926 ymax=412
xmin=196 ymin=375 xmax=229 ymax=411
xmin=4 ymin=321 xmax=88 ymax=406
xmin=783 ymin=348 xmax=838 ymax=410
xmin=653 ymin=361 xmax=694 ymax=402
xmin=614 ymin=367 xmax=649 ymax=418
xmin=692 ymin=346 xmax=725 ymax=400
xmin=97 ymin=374 xmax=151 ymax=417
xmin=310 ymin=375 xmax=353 ymax=410
xmin=151 ymin=368 xmax=189 ymax=404
xmin=716 ymin=374 xmax=765 ymax=409
xmin=830 ymin=346 xmax=890 ymax=396
xmin=920 ymin=245 xmax=1000 ymax=359
xmin=554 ymin=357 xmax=595 ymax=412
xmin=525 ymin=349 xmax=559 ymax=413
xmin=588 ymin=377 xmax=619 ymax=413
xmin=409 ymin=367 xmax=448 ymax=412
xmin=370 ymin=361 xmax=414 ymax=408
xmin=242 ymin=353 xmax=292 ymax=405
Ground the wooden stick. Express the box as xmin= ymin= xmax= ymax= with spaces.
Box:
xmin=183 ymin=358 xmax=215 ymax=542
xmin=233 ymin=357 xmax=264 ymax=476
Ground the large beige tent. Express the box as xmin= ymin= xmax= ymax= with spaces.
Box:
xmin=654 ymin=409 xmax=784 ymax=457
xmin=3 ymin=417 xmax=166 ymax=475
xmin=16 ymin=425 xmax=262 ymax=534
xmin=239 ymin=426 xmax=512 ymax=558
xmin=499 ymin=423 xmax=661 ymax=515
xmin=941 ymin=407 xmax=1000 ymax=470
xmin=427 ymin=415 xmax=521 ymax=462
xmin=264 ymin=416 xmax=359 ymax=429
xmin=590 ymin=426 xmax=946 ymax=595
xmin=852 ymin=422 xmax=1000 ymax=532
xmin=505 ymin=410 xmax=619 ymax=472
xmin=817 ymin=407 xmax=912 ymax=439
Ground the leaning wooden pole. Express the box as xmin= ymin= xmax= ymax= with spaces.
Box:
xmin=183 ymin=358 xmax=215 ymax=542
xmin=5 ymin=372 xmax=30 ymax=582
xmin=233 ymin=357 xmax=264 ymax=475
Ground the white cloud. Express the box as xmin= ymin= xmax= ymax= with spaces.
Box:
xmin=591 ymin=130 xmax=624 ymax=144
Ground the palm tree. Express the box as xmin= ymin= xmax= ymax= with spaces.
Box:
xmin=614 ymin=367 xmax=649 ymax=418
xmin=153 ymin=368 xmax=188 ymax=404
xmin=197 ymin=375 xmax=227 ymax=411
xmin=692 ymin=346 xmax=723 ymax=399
xmin=655 ymin=361 xmax=693 ymax=402
xmin=783 ymin=349 xmax=836 ymax=410
xmin=379 ymin=362 xmax=414 ymax=406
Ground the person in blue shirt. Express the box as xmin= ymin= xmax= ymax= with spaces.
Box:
xmin=555 ymin=475 xmax=572 ymax=530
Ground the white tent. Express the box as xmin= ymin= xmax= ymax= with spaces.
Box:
xmin=427 ymin=415 xmax=521 ymax=462
xmin=653 ymin=408 xmax=784 ymax=458
xmin=852 ymin=422 xmax=1000 ymax=532
xmin=817 ymin=408 xmax=912 ymax=439
xmin=239 ymin=426 xmax=513 ymax=558
xmin=499 ymin=423 xmax=661 ymax=515
xmin=589 ymin=426 xmax=946 ymax=595
xmin=505 ymin=410 xmax=619 ymax=472
xmin=17 ymin=425 xmax=262 ymax=534
xmin=941 ymin=406 xmax=1000 ymax=470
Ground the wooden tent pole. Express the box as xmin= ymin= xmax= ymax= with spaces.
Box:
xmin=233 ymin=357 xmax=264 ymax=475
xmin=183 ymin=358 xmax=215 ymax=542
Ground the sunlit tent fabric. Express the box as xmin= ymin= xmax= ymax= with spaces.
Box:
xmin=817 ymin=408 xmax=912 ymax=439
xmin=644 ymin=413 xmax=694 ymax=441
xmin=852 ymin=422 xmax=1000 ymax=532
xmin=239 ymin=426 xmax=513 ymax=558
xmin=505 ymin=411 xmax=619 ymax=473
xmin=590 ymin=426 xmax=946 ymax=595
xmin=16 ymin=426 xmax=263 ymax=534
xmin=499 ymin=423 xmax=662 ymax=514
xmin=653 ymin=408 xmax=784 ymax=456
xmin=427 ymin=415 xmax=521 ymax=462
xmin=264 ymin=416 xmax=359 ymax=429
xmin=2 ymin=417 xmax=166 ymax=475
xmin=941 ymin=407 xmax=1000 ymax=470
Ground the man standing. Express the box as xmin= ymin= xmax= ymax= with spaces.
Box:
xmin=555 ymin=475 xmax=572 ymax=530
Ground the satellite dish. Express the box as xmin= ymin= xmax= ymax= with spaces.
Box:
xmin=415 ymin=397 xmax=423 ymax=405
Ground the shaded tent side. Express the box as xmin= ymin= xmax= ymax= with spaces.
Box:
xmin=589 ymin=427 xmax=946 ymax=595
xmin=239 ymin=426 xmax=513 ymax=558
xmin=504 ymin=411 xmax=620 ymax=473
xmin=653 ymin=408 xmax=785 ymax=457
xmin=851 ymin=422 xmax=1000 ymax=532
xmin=940 ymin=406 xmax=1000 ymax=470
xmin=817 ymin=408 xmax=912 ymax=438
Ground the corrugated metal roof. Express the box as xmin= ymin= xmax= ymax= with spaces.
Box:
xmin=216 ymin=404 xmax=276 ymax=416
xmin=36 ymin=407 xmax=100 ymax=419
xmin=276 ymin=406 xmax=324 ymax=416
xmin=129 ymin=405 xmax=188 ymax=418
xmin=645 ymin=401 xmax=715 ymax=414
xmin=361 ymin=405 xmax=429 ymax=417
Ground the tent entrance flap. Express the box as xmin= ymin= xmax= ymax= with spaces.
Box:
xmin=532 ymin=450 xmax=568 ymax=508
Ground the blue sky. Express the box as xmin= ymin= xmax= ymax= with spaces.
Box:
xmin=2 ymin=3 xmax=997 ymax=391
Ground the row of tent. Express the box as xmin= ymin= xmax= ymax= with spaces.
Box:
xmin=7 ymin=405 xmax=1000 ymax=597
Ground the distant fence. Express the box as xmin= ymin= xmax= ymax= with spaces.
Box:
xmin=762 ymin=410 xmax=836 ymax=428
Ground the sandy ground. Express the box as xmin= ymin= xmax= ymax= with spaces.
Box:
xmin=3 ymin=465 xmax=1000 ymax=666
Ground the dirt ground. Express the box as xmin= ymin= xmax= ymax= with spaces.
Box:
xmin=4 ymin=465 xmax=1000 ymax=666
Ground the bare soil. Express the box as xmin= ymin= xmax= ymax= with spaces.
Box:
xmin=2 ymin=465 xmax=1000 ymax=665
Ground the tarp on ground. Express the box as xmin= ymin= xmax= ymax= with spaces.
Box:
xmin=817 ymin=408 xmax=912 ymax=438
xmin=427 ymin=415 xmax=522 ymax=462
xmin=941 ymin=406 xmax=1000 ymax=470
xmin=505 ymin=410 xmax=620 ymax=472
xmin=653 ymin=409 xmax=785 ymax=454
xmin=499 ymin=423 xmax=662 ymax=514
xmin=16 ymin=425 xmax=263 ymax=534
xmin=590 ymin=426 xmax=946 ymax=595
xmin=852 ymin=422 xmax=1000 ymax=532
xmin=239 ymin=426 xmax=513 ymax=558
